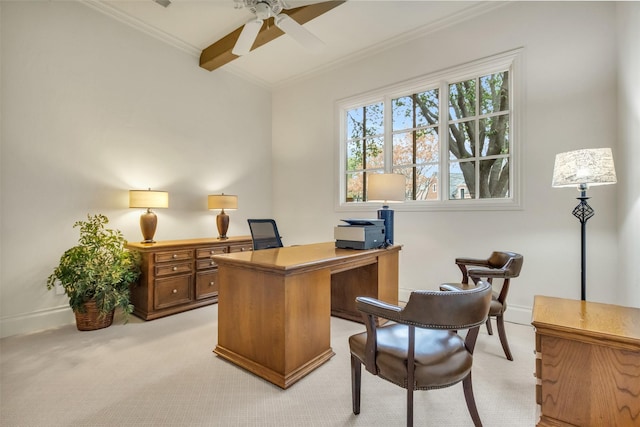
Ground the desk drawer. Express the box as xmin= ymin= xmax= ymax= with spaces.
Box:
xmin=155 ymin=261 xmax=193 ymax=277
xmin=196 ymin=270 xmax=218 ymax=300
xmin=155 ymin=249 xmax=193 ymax=263
xmin=154 ymin=275 xmax=193 ymax=309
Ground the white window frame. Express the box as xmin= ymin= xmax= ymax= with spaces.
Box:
xmin=335 ymin=48 xmax=523 ymax=212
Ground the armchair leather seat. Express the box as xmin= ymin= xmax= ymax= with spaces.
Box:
xmin=350 ymin=326 xmax=472 ymax=389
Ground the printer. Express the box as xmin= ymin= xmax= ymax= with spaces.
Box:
xmin=334 ymin=219 xmax=386 ymax=250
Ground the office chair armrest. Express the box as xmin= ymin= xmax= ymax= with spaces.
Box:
xmin=355 ymin=297 xmax=403 ymax=374
xmin=468 ymin=267 xmax=507 ymax=279
xmin=455 ymin=257 xmax=491 ymax=268
xmin=455 ymin=257 xmax=490 ymax=283
xmin=355 ymin=297 xmax=402 ymax=322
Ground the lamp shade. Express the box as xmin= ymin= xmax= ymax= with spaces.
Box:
xmin=367 ymin=173 xmax=405 ymax=203
xmin=552 ymin=148 xmax=617 ymax=188
xmin=208 ymin=194 xmax=238 ymax=210
xmin=129 ymin=190 xmax=169 ymax=209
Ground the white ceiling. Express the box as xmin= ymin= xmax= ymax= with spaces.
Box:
xmin=85 ymin=0 xmax=494 ymax=88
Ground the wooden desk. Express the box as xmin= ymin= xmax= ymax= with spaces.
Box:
xmin=532 ymin=295 xmax=640 ymax=426
xmin=212 ymin=242 xmax=401 ymax=389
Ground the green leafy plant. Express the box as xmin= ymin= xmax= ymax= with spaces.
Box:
xmin=47 ymin=214 xmax=141 ymax=321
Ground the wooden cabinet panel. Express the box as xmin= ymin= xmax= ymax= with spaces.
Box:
xmin=196 ymin=270 xmax=218 ymax=300
xmin=127 ymin=236 xmax=252 ymax=320
xmin=154 ymin=275 xmax=193 ymax=309
xmin=532 ymin=295 xmax=640 ymax=427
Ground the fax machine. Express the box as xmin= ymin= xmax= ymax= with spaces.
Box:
xmin=334 ymin=219 xmax=386 ymax=250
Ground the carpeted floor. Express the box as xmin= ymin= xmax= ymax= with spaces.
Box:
xmin=1 ymin=304 xmax=537 ymax=426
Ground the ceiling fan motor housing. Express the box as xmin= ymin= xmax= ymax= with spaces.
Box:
xmin=243 ymin=0 xmax=285 ymax=17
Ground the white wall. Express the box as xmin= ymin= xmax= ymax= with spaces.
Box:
xmin=272 ymin=1 xmax=626 ymax=323
xmin=617 ymin=2 xmax=640 ymax=306
xmin=0 ymin=2 xmax=272 ymax=337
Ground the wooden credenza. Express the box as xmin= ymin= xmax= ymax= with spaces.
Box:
xmin=126 ymin=236 xmax=253 ymax=320
xmin=532 ymin=295 xmax=640 ymax=426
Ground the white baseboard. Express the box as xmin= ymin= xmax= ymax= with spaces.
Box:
xmin=0 ymin=306 xmax=75 ymax=338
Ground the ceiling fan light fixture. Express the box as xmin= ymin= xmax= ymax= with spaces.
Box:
xmin=232 ymin=18 xmax=263 ymax=56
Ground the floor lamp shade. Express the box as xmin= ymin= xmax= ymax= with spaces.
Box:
xmin=367 ymin=173 xmax=405 ymax=245
xmin=551 ymin=148 xmax=617 ymax=300
xmin=129 ymin=189 xmax=169 ymax=243
xmin=208 ymin=194 xmax=238 ymax=239
xmin=552 ymin=148 xmax=617 ymax=188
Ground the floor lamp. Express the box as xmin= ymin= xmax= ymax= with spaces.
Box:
xmin=552 ymin=148 xmax=617 ymax=300
xmin=367 ymin=173 xmax=405 ymax=246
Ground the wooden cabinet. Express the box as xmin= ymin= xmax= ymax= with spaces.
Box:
xmin=127 ymin=237 xmax=252 ymax=320
xmin=532 ymin=295 xmax=640 ymax=426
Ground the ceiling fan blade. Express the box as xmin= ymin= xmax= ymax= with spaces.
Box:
xmin=274 ymin=14 xmax=324 ymax=52
xmin=232 ymin=18 xmax=263 ymax=56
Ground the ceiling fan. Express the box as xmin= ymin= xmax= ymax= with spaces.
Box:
xmin=199 ymin=1 xmax=345 ymax=71
xmin=232 ymin=0 xmax=322 ymax=56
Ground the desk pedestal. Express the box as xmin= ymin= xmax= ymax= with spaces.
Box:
xmin=215 ymin=266 xmax=334 ymax=389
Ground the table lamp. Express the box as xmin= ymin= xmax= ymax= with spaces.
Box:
xmin=552 ymin=147 xmax=617 ymax=300
xmin=208 ymin=193 xmax=238 ymax=239
xmin=367 ymin=173 xmax=405 ymax=245
xmin=129 ymin=189 xmax=169 ymax=243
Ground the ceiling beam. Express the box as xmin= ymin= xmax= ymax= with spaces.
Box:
xmin=199 ymin=1 xmax=345 ymax=72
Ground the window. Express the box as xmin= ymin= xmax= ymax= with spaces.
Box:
xmin=338 ymin=49 xmax=521 ymax=211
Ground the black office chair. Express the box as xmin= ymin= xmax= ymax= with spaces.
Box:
xmin=247 ymin=219 xmax=283 ymax=250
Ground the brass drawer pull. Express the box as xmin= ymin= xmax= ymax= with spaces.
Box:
xmin=172 ymin=289 xmax=177 ymax=294
xmin=172 ymin=254 xmax=178 ymax=259
xmin=172 ymin=266 xmax=178 ymax=271
xmin=209 ymin=281 xmax=215 ymax=286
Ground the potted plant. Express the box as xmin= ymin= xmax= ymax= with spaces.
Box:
xmin=47 ymin=214 xmax=141 ymax=331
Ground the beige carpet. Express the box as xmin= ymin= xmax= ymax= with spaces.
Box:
xmin=1 ymin=304 xmax=537 ymax=426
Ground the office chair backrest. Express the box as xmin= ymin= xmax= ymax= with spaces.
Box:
xmin=247 ymin=219 xmax=283 ymax=250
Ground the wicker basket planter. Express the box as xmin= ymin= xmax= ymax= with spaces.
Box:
xmin=74 ymin=300 xmax=115 ymax=331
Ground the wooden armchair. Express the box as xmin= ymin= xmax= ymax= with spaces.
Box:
xmin=349 ymin=281 xmax=492 ymax=427
xmin=440 ymin=251 xmax=523 ymax=360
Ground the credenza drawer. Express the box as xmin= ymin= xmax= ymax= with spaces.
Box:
xmin=155 ymin=261 xmax=193 ymax=277
xmin=229 ymin=243 xmax=253 ymax=253
xmin=154 ymin=275 xmax=193 ymax=309
xmin=197 ymin=258 xmax=218 ymax=270
xmin=196 ymin=270 xmax=219 ymax=300
xmin=155 ymin=249 xmax=193 ymax=263
xmin=196 ymin=247 xmax=228 ymax=258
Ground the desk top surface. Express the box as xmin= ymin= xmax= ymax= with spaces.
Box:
xmin=532 ymin=295 xmax=640 ymax=345
xmin=212 ymin=241 xmax=401 ymax=272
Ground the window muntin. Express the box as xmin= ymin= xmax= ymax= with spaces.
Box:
xmin=338 ymin=50 xmax=520 ymax=210
xmin=345 ymin=102 xmax=384 ymax=202
xmin=448 ymin=72 xmax=510 ymax=200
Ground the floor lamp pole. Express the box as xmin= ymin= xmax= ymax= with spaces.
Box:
xmin=572 ymin=185 xmax=594 ymax=301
